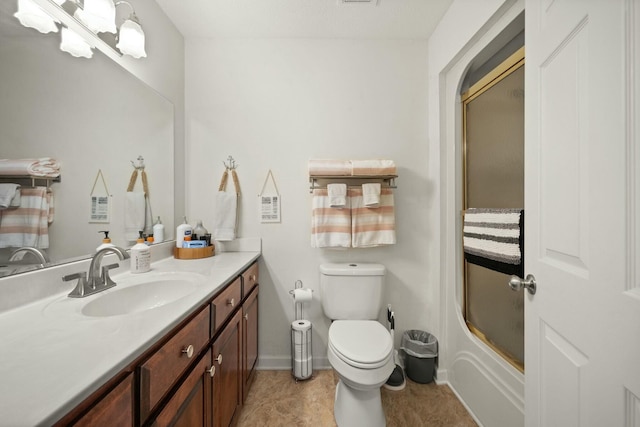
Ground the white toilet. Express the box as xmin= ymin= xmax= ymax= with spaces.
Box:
xmin=320 ymin=263 xmax=394 ymax=427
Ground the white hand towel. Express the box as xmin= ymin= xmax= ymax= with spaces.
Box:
xmin=362 ymin=183 xmax=381 ymax=208
xmin=0 ymin=184 xmax=20 ymax=209
xmin=124 ymin=192 xmax=146 ymax=241
xmin=10 ymin=188 xmax=21 ymax=208
xmin=212 ymin=191 xmax=238 ymax=241
xmin=327 ymin=183 xmax=347 ymax=208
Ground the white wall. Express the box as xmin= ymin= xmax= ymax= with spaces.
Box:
xmin=185 ymin=38 xmax=434 ymax=368
xmin=428 ymin=0 xmax=525 ymax=425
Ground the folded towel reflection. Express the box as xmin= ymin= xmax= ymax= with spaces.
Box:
xmin=362 ymin=183 xmax=381 ymax=208
xmin=327 ymin=183 xmax=347 ymax=208
xmin=0 ymin=158 xmax=60 ymax=178
xmin=463 ymin=208 xmax=524 ymax=276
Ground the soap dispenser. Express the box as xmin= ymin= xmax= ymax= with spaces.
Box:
xmin=97 ymin=231 xmax=115 ymax=252
xmin=131 ymin=231 xmax=151 ymax=273
xmin=153 ymin=216 xmax=165 ymax=243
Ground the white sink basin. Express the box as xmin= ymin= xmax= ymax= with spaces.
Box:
xmin=81 ymin=279 xmax=201 ymax=317
xmin=44 ymin=272 xmax=206 ymax=318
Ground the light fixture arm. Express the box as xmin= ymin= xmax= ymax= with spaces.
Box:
xmin=115 ymin=1 xmax=139 ymax=24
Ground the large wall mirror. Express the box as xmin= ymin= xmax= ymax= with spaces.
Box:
xmin=0 ymin=2 xmax=174 ymax=277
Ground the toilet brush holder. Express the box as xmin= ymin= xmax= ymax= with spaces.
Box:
xmin=291 ymin=320 xmax=312 ymax=380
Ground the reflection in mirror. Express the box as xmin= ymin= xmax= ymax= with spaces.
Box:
xmin=0 ymin=2 xmax=174 ymax=277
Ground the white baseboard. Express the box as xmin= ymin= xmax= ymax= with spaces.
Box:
xmin=257 ymin=356 xmax=331 ymax=371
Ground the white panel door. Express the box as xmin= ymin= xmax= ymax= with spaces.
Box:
xmin=525 ymin=0 xmax=640 ymax=426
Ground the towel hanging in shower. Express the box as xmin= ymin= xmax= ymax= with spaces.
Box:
xmin=463 ymin=208 xmax=524 ymax=277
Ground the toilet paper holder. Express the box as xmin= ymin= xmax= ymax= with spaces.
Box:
xmin=289 ymin=279 xmax=313 ymax=321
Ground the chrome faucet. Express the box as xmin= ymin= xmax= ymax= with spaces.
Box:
xmin=63 ymin=246 xmax=130 ymax=298
xmin=9 ymin=247 xmax=49 ymax=268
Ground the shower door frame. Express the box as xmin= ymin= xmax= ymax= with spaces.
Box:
xmin=461 ymin=46 xmax=525 ymax=372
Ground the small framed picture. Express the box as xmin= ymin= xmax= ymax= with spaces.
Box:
xmin=260 ymin=194 xmax=281 ymax=223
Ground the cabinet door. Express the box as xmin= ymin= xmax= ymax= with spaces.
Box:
xmin=152 ymin=350 xmax=213 ymax=427
xmin=212 ymin=310 xmax=242 ymax=427
xmin=242 ymin=285 xmax=259 ymax=402
xmin=73 ymin=373 xmax=133 ymax=427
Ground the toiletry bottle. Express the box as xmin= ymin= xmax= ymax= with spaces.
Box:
xmin=153 ymin=216 xmax=164 ymax=243
xmin=193 ymin=220 xmax=208 ymax=241
xmin=131 ymin=231 xmax=151 ymax=273
xmin=176 ymin=216 xmax=193 ymax=248
xmin=97 ymin=231 xmax=115 ymax=252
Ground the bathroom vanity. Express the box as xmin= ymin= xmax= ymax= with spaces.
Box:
xmin=0 ymin=241 xmax=260 ymax=427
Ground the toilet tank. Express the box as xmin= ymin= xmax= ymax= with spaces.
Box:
xmin=319 ymin=263 xmax=385 ymax=320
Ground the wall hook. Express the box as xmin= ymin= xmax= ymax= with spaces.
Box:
xmin=223 ymin=155 xmax=238 ymax=170
xmin=131 ymin=155 xmax=145 ymax=171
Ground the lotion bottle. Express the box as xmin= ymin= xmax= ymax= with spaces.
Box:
xmin=97 ymin=231 xmax=115 ymax=252
xmin=131 ymin=231 xmax=151 ymax=273
xmin=153 ymin=216 xmax=164 ymax=243
xmin=176 ymin=216 xmax=192 ymax=248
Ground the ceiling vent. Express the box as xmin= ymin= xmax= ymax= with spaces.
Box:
xmin=338 ymin=0 xmax=381 ymax=5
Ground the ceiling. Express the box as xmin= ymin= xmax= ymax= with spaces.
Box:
xmin=155 ymin=0 xmax=454 ymax=40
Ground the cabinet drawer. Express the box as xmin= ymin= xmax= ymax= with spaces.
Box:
xmin=211 ymin=277 xmax=242 ymax=333
xmin=241 ymin=262 xmax=259 ymax=298
xmin=139 ymin=306 xmax=210 ymax=422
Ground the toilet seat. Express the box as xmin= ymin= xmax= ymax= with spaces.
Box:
xmin=328 ymin=320 xmax=392 ymax=369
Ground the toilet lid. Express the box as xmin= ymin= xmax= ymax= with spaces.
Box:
xmin=329 ymin=320 xmax=392 ymax=368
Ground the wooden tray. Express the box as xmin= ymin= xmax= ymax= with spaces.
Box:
xmin=174 ymin=245 xmax=215 ymax=259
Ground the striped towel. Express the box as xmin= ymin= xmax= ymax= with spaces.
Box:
xmin=351 ymin=160 xmax=396 ymax=176
xmin=351 ymin=188 xmax=396 ymax=248
xmin=463 ymin=208 xmax=524 ymax=276
xmin=308 ymin=159 xmax=352 ymax=177
xmin=0 ymin=187 xmax=51 ymax=248
xmin=311 ymin=189 xmax=351 ymax=248
xmin=0 ymin=158 xmax=61 ymax=178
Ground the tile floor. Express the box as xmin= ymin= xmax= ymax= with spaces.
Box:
xmin=236 ymin=370 xmax=478 ymax=427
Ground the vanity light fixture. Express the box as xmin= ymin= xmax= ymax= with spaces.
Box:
xmin=13 ymin=0 xmax=65 ymax=34
xmin=13 ymin=0 xmax=147 ymax=60
xmin=76 ymin=0 xmax=116 ymax=34
xmin=114 ymin=1 xmax=146 ymax=58
xmin=60 ymin=13 xmax=94 ymax=58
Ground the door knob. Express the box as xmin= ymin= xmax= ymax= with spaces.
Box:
xmin=509 ymin=274 xmax=537 ymax=295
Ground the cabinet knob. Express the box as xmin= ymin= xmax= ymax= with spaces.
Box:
xmin=244 ymin=313 xmax=249 ymax=321
xmin=227 ymin=298 xmax=235 ymax=307
xmin=182 ymin=344 xmax=194 ymax=359
xmin=250 ymin=274 xmax=256 ymax=282
xmin=207 ymin=366 xmax=216 ymax=378
xmin=216 ymin=353 xmax=223 ymax=365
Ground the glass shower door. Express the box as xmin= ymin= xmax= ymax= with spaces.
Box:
xmin=462 ymin=49 xmax=525 ymax=370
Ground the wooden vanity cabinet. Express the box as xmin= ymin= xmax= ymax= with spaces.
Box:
xmin=71 ymin=372 xmax=134 ymax=427
xmin=151 ymin=350 xmax=213 ymax=427
xmin=57 ymin=259 xmax=260 ymax=427
xmin=211 ymin=309 xmax=243 ymax=427
xmin=242 ymin=284 xmax=259 ymax=402
xmin=139 ymin=306 xmax=210 ymax=423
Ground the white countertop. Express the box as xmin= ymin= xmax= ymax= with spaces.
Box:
xmin=0 ymin=247 xmax=260 ymax=427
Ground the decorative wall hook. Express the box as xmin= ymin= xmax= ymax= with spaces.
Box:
xmin=223 ymin=155 xmax=238 ymax=170
xmin=131 ymin=155 xmax=145 ymax=171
